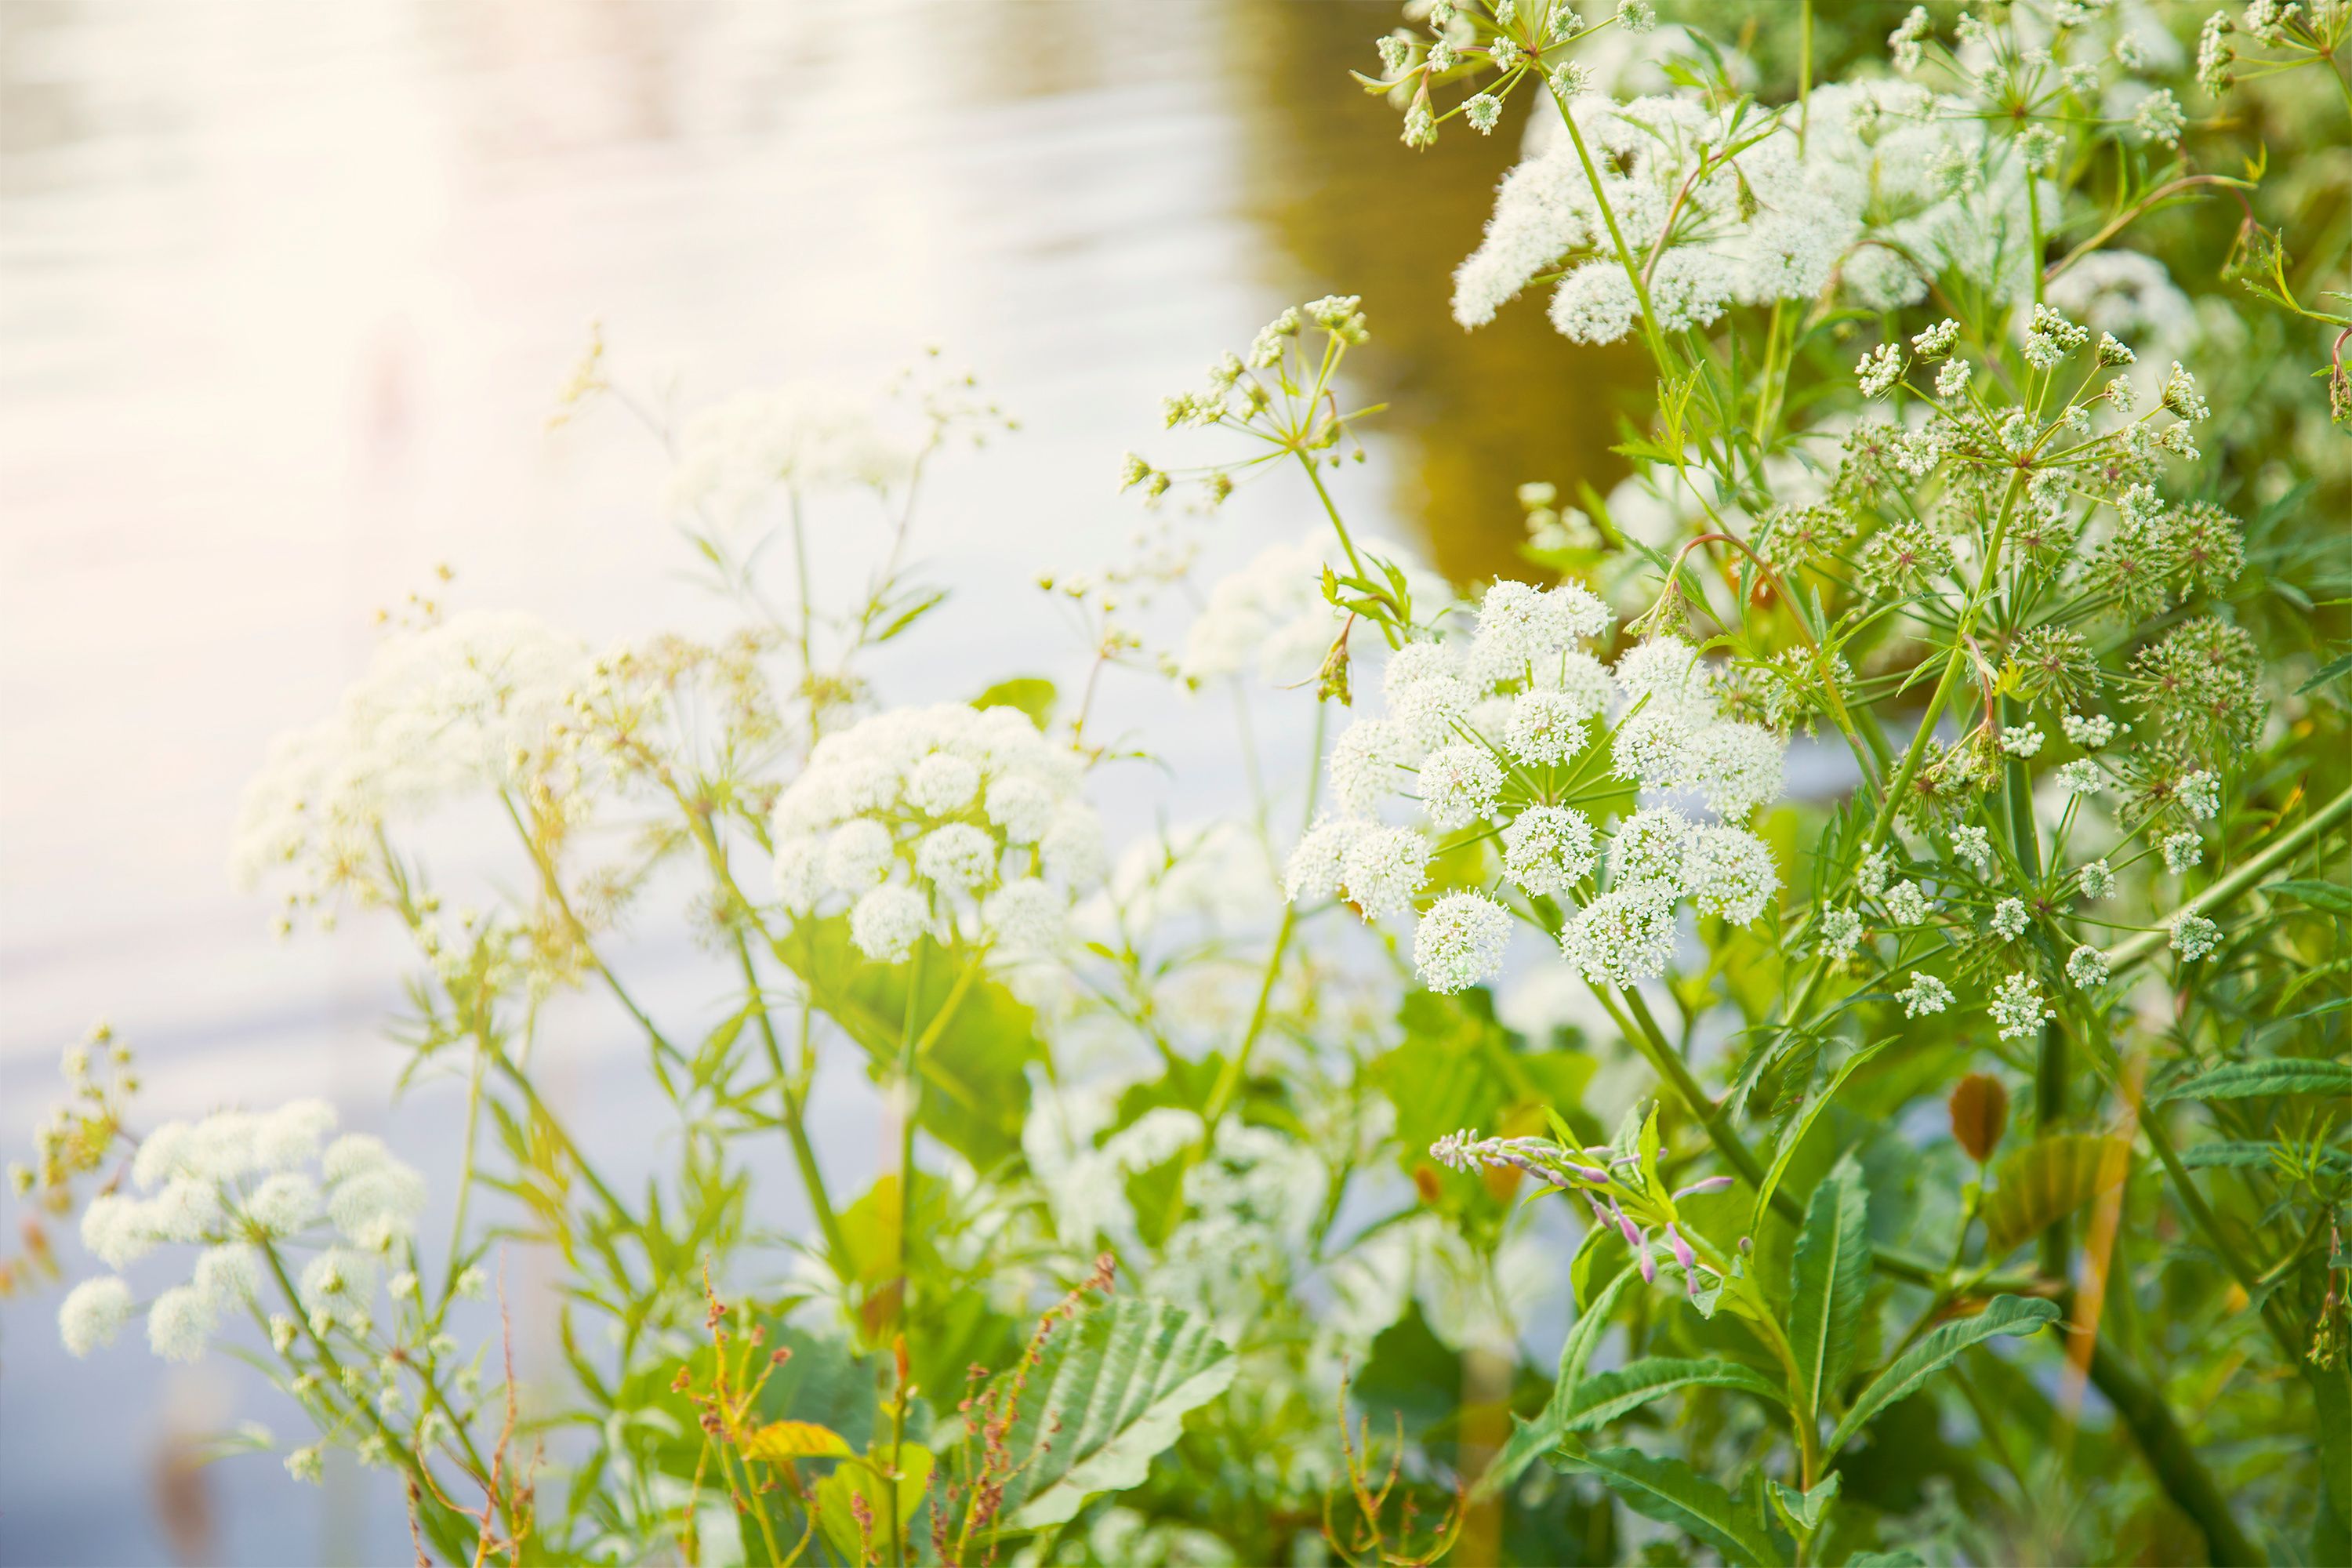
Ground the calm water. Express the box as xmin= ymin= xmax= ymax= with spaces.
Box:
xmin=0 ymin=3 xmax=1638 ymax=1559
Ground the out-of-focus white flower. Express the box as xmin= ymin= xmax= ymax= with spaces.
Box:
xmin=663 ymin=384 xmax=916 ymax=532
xmin=1179 ymin=534 xmax=1443 ymax=688
xmin=850 ymin=885 xmax=931 ymax=963
xmin=147 ymin=1283 xmax=213 ymax=1363
xmin=59 ymin=1276 xmax=134 ymax=1357
xmin=1683 ymin=722 xmax=1786 ymax=818
xmin=232 ymin=612 xmax=591 ymax=901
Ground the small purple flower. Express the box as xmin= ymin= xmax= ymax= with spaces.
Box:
xmin=1637 ymin=1231 xmax=1657 ymax=1283
xmin=1608 ymin=1198 xmax=1642 ymax=1250
xmin=1665 ymin=1224 xmax=1697 ymax=1273
xmin=1671 ymin=1176 xmax=1735 ymax=1200
xmin=1566 ymin=1163 xmax=1611 ymax=1185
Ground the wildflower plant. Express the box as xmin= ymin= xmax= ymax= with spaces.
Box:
xmin=12 ymin=3 xmax=2352 ymax=1565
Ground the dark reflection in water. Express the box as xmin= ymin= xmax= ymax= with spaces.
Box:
xmin=1240 ymin=0 xmax=1646 ymax=585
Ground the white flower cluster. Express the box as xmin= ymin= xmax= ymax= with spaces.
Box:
xmin=1282 ymin=585 xmax=1784 ymax=996
xmin=62 ymin=1100 xmax=428 ymax=1363
xmin=1454 ymin=78 xmax=2046 ymax=339
xmin=232 ymin=611 xmax=590 ymax=903
xmin=1178 ymin=532 xmax=1444 ymax=688
xmin=663 ymin=384 xmax=916 ymax=534
xmin=769 ymin=703 xmax=1104 ymax=964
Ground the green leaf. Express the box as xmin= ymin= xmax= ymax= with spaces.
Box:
xmin=1769 ymin=1473 xmax=1840 ymax=1534
xmin=2153 ymin=1058 xmax=2352 ymax=1104
xmin=1560 ymin=1357 xmax=1788 ymax=1431
xmin=1556 ymin=1443 xmax=1787 ymax=1566
xmin=2313 ymin=1360 xmax=2352 ymax=1564
xmin=1479 ymin=1260 xmax=1639 ymax=1497
xmin=972 ymin=676 xmax=1058 ymax=730
xmin=2296 ymin=649 xmax=2352 ymax=695
xmin=2266 ymin=878 xmax=2352 ymax=915
xmin=1828 ymin=1295 xmax=2062 ymax=1456
xmin=815 ymin=1446 xmax=933 ymax=1564
xmin=2179 ymin=1139 xmax=2352 ymax=1181
xmin=1845 ymin=1553 xmax=1926 ymax=1566
xmin=993 ymin=1298 xmax=1237 ymax=1529
xmin=1979 ymin=1134 xmax=2131 ymax=1259
xmin=1788 ymin=1154 xmax=1870 ymax=1427
xmin=775 ymin=920 xmax=1040 ymax=1168
xmin=1751 ymin=1040 xmax=1893 ymax=1233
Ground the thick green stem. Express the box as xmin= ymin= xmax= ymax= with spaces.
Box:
xmin=2103 ymin=780 xmax=2352 ymax=973
xmin=2085 ymin=1340 xmax=2261 ymax=1566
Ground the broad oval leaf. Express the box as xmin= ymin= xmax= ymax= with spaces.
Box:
xmin=1562 ymin=1357 xmax=1788 ymax=1432
xmin=1828 ymin=1295 xmax=2061 ymax=1456
xmin=994 ymin=1298 xmax=1238 ymax=1529
xmin=1788 ymin=1154 xmax=1870 ymax=1428
xmin=739 ymin=1419 xmax=852 ymax=1463
xmin=1947 ymin=1074 xmax=2009 ymax=1165
xmin=1980 ymin=1134 xmax=2130 ymax=1259
xmin=1555 ymin=1443 xmax=1788 ymax=1567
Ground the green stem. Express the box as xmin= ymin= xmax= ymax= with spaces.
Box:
xmin=2103 ymin=780 xmax=2352 ymax=973
xmin=1298 ymin=456 xmax=1402 ymax=650
xmin=1546 ymin=83 xmax=1675 ymax=376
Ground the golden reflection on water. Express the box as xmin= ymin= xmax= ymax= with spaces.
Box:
xmin=1240 ymin=0 xmax=1646 ymax=585
xmin=0 ymin=2 xmax=1641 ymax=1558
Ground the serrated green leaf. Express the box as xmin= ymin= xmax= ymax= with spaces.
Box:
xmin=2153 ymin=1058 xmax=2352 ymax=1104
xmin=993 ymin=1298 xmax=1237 ymax=1529
xmin=2179 ymin=1140 xmax=2352 ymax=1181
xmin=1789 ymin=1154 xmax=1870 ymax=1427
xmin=2296 ymin=650 xmax=2352 ymax=695
xmin=1561 ymin=1357 xmax=1788 ymax=1431
xmin=1751 ymin=1040 xmax=1893 ymax=1233
xmin=1980 ymin=1134 xmax=2131 ymax=1259
xmin=1828 ymin=1296 xmax=2061 ymax=1456
xmin=1556 ymin=1443 xmax=1787 ymax=1566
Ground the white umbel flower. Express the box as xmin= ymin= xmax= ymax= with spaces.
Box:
xmin=1612 ymin=710 xmax=1693 ymax=789
xmin=1612 ymin=637 xmax=1719 ymax=727
xmin=1897 ymin=971 xmax=1953 ymax=1017
xmin=2169 ymin=913 xmax=2220 ymax=960
xmin=1989 ymin=972 xmax=2053 ymax=1040
xmin=1503 ymin=806 xmax=1600 ymax=898
xmin=1561 ymin=885 xmax=1679 ymax=989
xmin=906 ymin=753 xmax=982 ymax=815
xmin=1682 ymin=826 xmax=1778 ymax=924
xmin=850 ymin=885 xmax=931 ymax=964
xmin=982 ymin=878 xmax=1066 ymax=953
xmin=1418 ymin=744 xmax=1504 ymax=830
xmin=59 ymin=1276 xmax=134 ymax=1357
xmin=2066 ymin=945 xmax=2111 ymax=989
xmin=147 ymin=1283 xmax=214 ymax=1364
xmin=193 ymin=1246 xmax=262 ymax=1310
xmin=1684 ymin=722 xmax=1786 ymax=818
xmin=1611 ymin=807 xmax=1695 ymax=892
xmin=1502 ymin=691 xmax=1595 ymax=765
xmin=1328 ymin=719 xmax=1409 ymax=815
xmin=915 ymin=824 xmax=999 ymax=894
xmin=247 ymin=1173 xmax=321 ymax=1236
xmin=254 ymin=1100 xmax=337 ymax=1171
xmin=1414 ymin=894 xmax=1514 ymax=993
xmin=823 ymin=820 xmax=896 ymax=894
xmin=1338 ymin=826 xmax=1431 ymax=922
xmin=82 ymin=1193 xmax=158 ymax=1270
xmin=1284 ymin=817 xmax=1368 ymax=902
